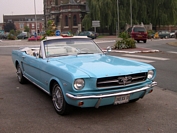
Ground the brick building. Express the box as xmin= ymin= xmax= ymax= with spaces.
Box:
xmin=3 ymin=14 xmax=44 ymax=34
xmin=44 ymin=0 xmax=88 ymax=33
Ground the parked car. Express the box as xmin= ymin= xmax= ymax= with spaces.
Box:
xmin=0 ymin=32 xmax=8 ymax=39
xmin=158 ymin=31 xmax=170 ymax=39
xmin=127 ymin=26 xmax=147 ymax=43
xmin=17 ymin=32 xmax=28 ymax=39
xmin=91 ymin=31 xmax=99 ymax=38
xmin=28 ymin=35 xmax=41 ymax=41
xmin=169 ymin=30 xmax=176 ymax=38
xmin=12 ymin=36 xmax=157 ymax=115
xmin=78 ymin=31 xmax=97 ymax=39
xmin=0 ymin=33 xmax=5 ymax=39
xmin=61 ymin=31 xmax=72 ymax=37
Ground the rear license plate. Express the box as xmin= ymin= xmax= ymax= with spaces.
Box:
xmin=114 ymin=95 xmax=130 ymax=104
xmin=137 ymin=35 xmax=142 ymax=37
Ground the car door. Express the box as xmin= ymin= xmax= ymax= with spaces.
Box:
xmin=21 ymin=53 xmax=41 ymax=84
xmin=21 ymin=50 xmax=51 ymax=92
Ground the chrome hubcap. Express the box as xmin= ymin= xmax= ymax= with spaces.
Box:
xmin=17 ymin=67 xmax=22 ymax=81
xmin=53 ymin=86 xmax=63 ymax=110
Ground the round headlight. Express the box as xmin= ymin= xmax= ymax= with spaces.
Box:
xmin=74 ymin=79 xmax=85 ymax=90
xmin=148 ymin=70 xmax=154 ymax=79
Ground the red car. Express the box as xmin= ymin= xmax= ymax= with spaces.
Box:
xmin=28 ymin=35 xmax=41 ymax=41
xmin=127 ymin=26 xmax=147 ymax=43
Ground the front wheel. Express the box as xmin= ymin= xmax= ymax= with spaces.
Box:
xmin=16 ymin=64 xmax=26 ymax=84
xmin=143 ymin=40 xmax=147 ymax=43
xmin=52 ymin=83 xmax=72 ymax=115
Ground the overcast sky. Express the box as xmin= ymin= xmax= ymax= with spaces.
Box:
xmin=0 ymin=0 xmax=43 ymax=23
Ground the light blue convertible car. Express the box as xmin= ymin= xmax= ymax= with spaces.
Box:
xmin=12 ymin=36 xmax=157 ymax=115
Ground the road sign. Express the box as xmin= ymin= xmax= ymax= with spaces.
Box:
xmin=92 ymin=21 xmax=100 ymax=27
xmin=55 ymin=30 xmax=60 ymax=36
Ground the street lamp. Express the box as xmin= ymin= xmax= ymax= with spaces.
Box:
xmin=34 ymin=0 xmax=37 ymax=37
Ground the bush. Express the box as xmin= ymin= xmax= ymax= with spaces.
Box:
xmin=114 ymin=32 xmax=136 ymax=49
xmin=7 ymin=33 xmax=16 ymax=40
xmin=119 ymin=32 xmax=129 ymax=40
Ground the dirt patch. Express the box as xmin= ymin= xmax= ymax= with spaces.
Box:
xmin=167 ymin=42 xmax=177 ymax=47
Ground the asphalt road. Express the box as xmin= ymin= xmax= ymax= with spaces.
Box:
xmin=0 ymin=39 xmax=177 ymax=133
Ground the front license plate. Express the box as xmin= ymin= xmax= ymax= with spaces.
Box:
xmin=114 ymin=95 xmax=130 ymax=104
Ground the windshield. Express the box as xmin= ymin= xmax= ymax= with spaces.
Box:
xmin=133 ymin=27 xmax=146 ymax=32
xmin=43 ymin=38 xmax=103 ymax=57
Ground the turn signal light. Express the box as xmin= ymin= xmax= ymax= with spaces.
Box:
xmin=78 ymin=101 xmax=84 ymax=106
xmin=149 ymin=89 xmax=153 ymax=93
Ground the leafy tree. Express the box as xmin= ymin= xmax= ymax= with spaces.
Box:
xmin=45 ymin=20 xmax=57 ymax=36
xmin=83 ymin=0 xmax=177 ymax=34
xmin=3 ymin=22 xmax=16 ymax=32
xmin=24 ymin=26 xmax=30 ymax=33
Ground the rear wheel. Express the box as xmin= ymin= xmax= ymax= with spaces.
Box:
xmin=16 ymin=64 xmax=26 ymax=84
xmin=137 ymin=40 xmax=140 ymax=43
xmin=143 ymin=40 xmax=147 ymax=43
xmin=52 ymin=82 xmax=72 ymax=115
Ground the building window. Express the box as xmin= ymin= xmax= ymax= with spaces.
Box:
xmin=73 ymin=15 xmax=77 ymax=26
xmin=37 ymin=23 xmax=40 ymax=28
xmin=19 ymin=23 xmax=24 ymax=29
xmin=8 ymin=19 xmax=12 ymax=23
xmin=65 ymin=15 xmax=68 ymax=26
xmin=55 ymin=0 xmax=58 ymax=5
xmin=32 ymin=23 xmax=35 ymax=29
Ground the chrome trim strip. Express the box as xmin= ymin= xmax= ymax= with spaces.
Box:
xmin=66 ymin=81 xmax=157 ymax=100
xmin=132 ymin=76 xmax=146 ymax=80
xmin=23 ymin=75 xmax=50 ymax=95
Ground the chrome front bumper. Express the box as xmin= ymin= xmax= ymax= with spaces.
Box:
xmin=66 ymin=81 xmax=157 ymax=100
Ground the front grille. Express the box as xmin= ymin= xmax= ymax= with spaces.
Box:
xmin=97 ymin=72 xmax=147 ymax=88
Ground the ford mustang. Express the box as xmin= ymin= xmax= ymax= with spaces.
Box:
xmin=12 ymin=36 xmax=157 ymax=115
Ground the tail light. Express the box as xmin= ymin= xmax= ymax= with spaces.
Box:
xmin=131 ymin=31 xmax=135 ymax=37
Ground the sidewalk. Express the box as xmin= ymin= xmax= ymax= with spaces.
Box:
xmin=97 ymin=36 xmax=160 ymax=53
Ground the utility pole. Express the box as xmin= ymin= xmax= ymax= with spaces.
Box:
xmin=117 ymin=0 xmax=119 ymax=36
xmin=34 ymin=0 xmax=37 ymax=38
xmin=130 ymin=0 xmax=132 ymax=26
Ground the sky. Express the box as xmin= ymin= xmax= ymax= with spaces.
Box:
xmin=0 ymin=0 xmax=43 ymax=23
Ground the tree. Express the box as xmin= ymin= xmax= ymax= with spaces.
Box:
xmin=24 ymin=26 xmax=30 ymax=33
xmin=3 ymin=22 xmax=16 ymax=32
xmin=83 ymin=0 xmax=177 ymax=34
xmin=45 ymin=20 xmax=57 ymax=36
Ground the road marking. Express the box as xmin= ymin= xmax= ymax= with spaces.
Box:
xmin=122 ymin=54 xmax=169 ymax=61
xmin=122 ymin=57 xmax=155 ymax=63
xmin=148 ymin=38 xmax=175 ymax=41
xmin=167 ymin=51 xmax=177 ymax=54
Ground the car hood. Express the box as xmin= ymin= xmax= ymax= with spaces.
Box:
xmin=54 ymin=54 xmax=154 ymax=78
